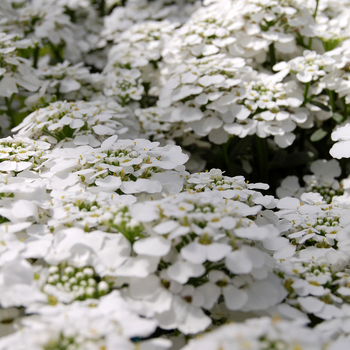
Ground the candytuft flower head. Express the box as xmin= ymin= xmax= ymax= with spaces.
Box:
xmin=44 ymin=135 xmax=188 ymax=195
xmin=12 ymin=100 xmax=139 ymax=145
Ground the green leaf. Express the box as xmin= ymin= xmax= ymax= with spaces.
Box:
xmin=310 ymin=128 xmax=328 ymax=142
xmin=332 ymin=112 xmax=343 ymax=123
xmin=308 ymin=100 xmax=331 ymax=112
xmin=322 ymin=38 xmax=342 ymax=52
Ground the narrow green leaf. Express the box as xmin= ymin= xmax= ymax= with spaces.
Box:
xmin=308 ymin=100 xmax=331 ymax=112
xmin=310 ymin=128 xmax=328 ymax=142
xmin=332 ymin=112 xmax=343 ymax=123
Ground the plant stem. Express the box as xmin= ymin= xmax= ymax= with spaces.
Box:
xmin=308 ymin=38 xmax=313 ymax=50
xmin=313 ymin=0 xmax=320 ymax=18
xmin=32 ymin=45 xmax=40 ymax=68
xmin=48 ymin=41 xmax=63 ymax=63
xmin=329 ymin=90 xmax=335 ymax=112
xmin=343 ymin=97 xmax=348 ymax=121
xmin=269 ymin=43 xmax=276 ymax=67
xmin=99 ymin=0 xmax=105 ymax=17
xmin=5 ymin=94 xmax=15 ymax=128
xmin=308 ymin=0 xmax=319 ymax=49
xmin=303 ymin=82 xmax=310 ymax=104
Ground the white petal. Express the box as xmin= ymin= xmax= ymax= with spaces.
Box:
xmin=298 ymin=296 xmax=324 ymax=313
xmin=171 ymin=85 xmax=203 ymax=102
xmin=242 ymin=246 xmax=265 ymax=268
xmin=225 ymin=250 xmax=253 ymax=274
xmin=115 ymin=256 xmax=159 ymax=278
xmin=331 ymin=124 xmax=350 ymax=141
xmin=130 ymin=203 xmax=159 ymax=222
xmin=153 ymin=220 xmax=179 ymax=235
xmin=59 ymin=79 xmax=81 ymax=93
xmin=92 ymin=124 xmax=115 ymax=135
xmin=274 ymin=133 xmax=296 ymax=148
xmin=95 ymin=176 xmax=122 ymax=190
xmin=0 ymin=161 xmax=17 ymax=171
xmin=101 ymin=135 xmax=118 ymax=150
xmin=133 ymin=236 xmax=171 ymax=257
xmin=121 ymin=179 xmax=162 ymax=194
xmin=330 ymin=141 xmax=350 ymax=159
xmin=12 ymin=200 xmax=38 ymax=220
xmin=223 ymin=285 xmax=248 ymax=310
xmin=167 ymin=260 xmax=205 ymax=284
xmin=231 ymin=105 xmax=251 ymax=120
xmin=202 ymin=44 xmax=220 ymax=56
xmin=129 ymin=275 xmax=160 ymax=298
xmin=181 ymin=242 xmax=207 ymax=264
xmin=178 ymin=304 xmax=211 ymax=335
xmin=296 ymin=71 xmax=313 ymax=83
xmin=0 ymin=77 xmax=18 ymax=97
xmin=197 ymin=283 xmax=220 ymax=309
xmin=69 ymin=118 xmax=84 ymax=129
xmin=198 ymin=75 xmax=225 ymax=87
xmin=206 ymin=243 xmax=232 ymax=262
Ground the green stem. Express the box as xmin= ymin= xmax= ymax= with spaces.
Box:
xmin=313 ymin=0 xmax=320 ymax=18
xmin=269 ymin=43 xmax=276 ymax=67
xmin=329 ymin=90 xmax=335 ymax=112
xmin=255 ymin=136 xmax=269 ymax=183
xmin=99 ymin=0 xmax=105 ymax=17
xmin=48 ymin=41 xmax=63 ymax=63
xmin=33 ymin=45 xmax=40 ymax=69
xmin=308 ymin=38 xmax=313 ymax=50
xmin=5 ymin=94 xmax=15 ymax=128
xmin=343 ymin=97 xmax=348 ymax=121
xmin=303 ymin=82 xmax=310 ymax=104
xmin=308 ymin=0 xmax=319 ymax=49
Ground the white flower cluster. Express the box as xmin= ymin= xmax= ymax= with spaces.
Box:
xmin=0 ymin=32 xmax=40 ymax=100
xmin=25 ymin=60 xmax=106 ymax=108
xmin=12 ymin=100 xmax=139 ymax=144
xmin=0 ymin=136 xmax=50 ymax=173
xmin=277 ymin=159 xmax=344 ymax=203
xmin=44 ymin=136 xmax=188 ymax=195
xmin=1 ymin=0 xmax=350 ymax=349
xmin=182 ymin=316 xmax=345 ymax=350
xmin=0 ymin=291 xmax=167 ymax=350
xmin=158 ymin=53 xmax=310 ymax=147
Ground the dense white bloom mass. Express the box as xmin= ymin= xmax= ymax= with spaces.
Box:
xmin=2 ymin=0 xmax=350 ymax=347
xmin=44 ymin=135 xmax=188 ymax=194
xmin=180 ymin=317 xmax=344 ymax=350
xmin=12 ymin=100 xmax=139 ymax=145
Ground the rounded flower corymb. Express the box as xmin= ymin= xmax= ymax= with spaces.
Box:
xmin=43 ymin=135 xmax=188 ymax=195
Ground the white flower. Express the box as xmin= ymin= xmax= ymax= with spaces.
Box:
xmin=180 ymin=317 xmax=333 ymax=350
xmin=0 ymin=136 xmax=50 ymax=174
xmin=44 ymin=136 xmax=188 ymax=195
xmin=25 ymin=60 xmax=107 ymax=108
xmin=277 ymin=176 xmax=305 ymax=199
xmin=12 ymin=100 xmax=139 ymax=145
xmin=0 ymin=257 xmax=47 ymax=308
xmin=0 ymin=32 xmax=41 ymax=98
xmin=330 ymin=123 xmax=350 ymax=159
xmin=0 ymin=291 xmax=158 ymax=349
xmin=277 ymin=195 xmax=350 ymax=251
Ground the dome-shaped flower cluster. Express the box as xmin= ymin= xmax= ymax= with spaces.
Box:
xmin=2 ymin=0 xmax=350 ymax=348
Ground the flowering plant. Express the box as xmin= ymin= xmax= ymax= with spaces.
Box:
xmin=2 ymin=0 xmax=350 ymax=349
